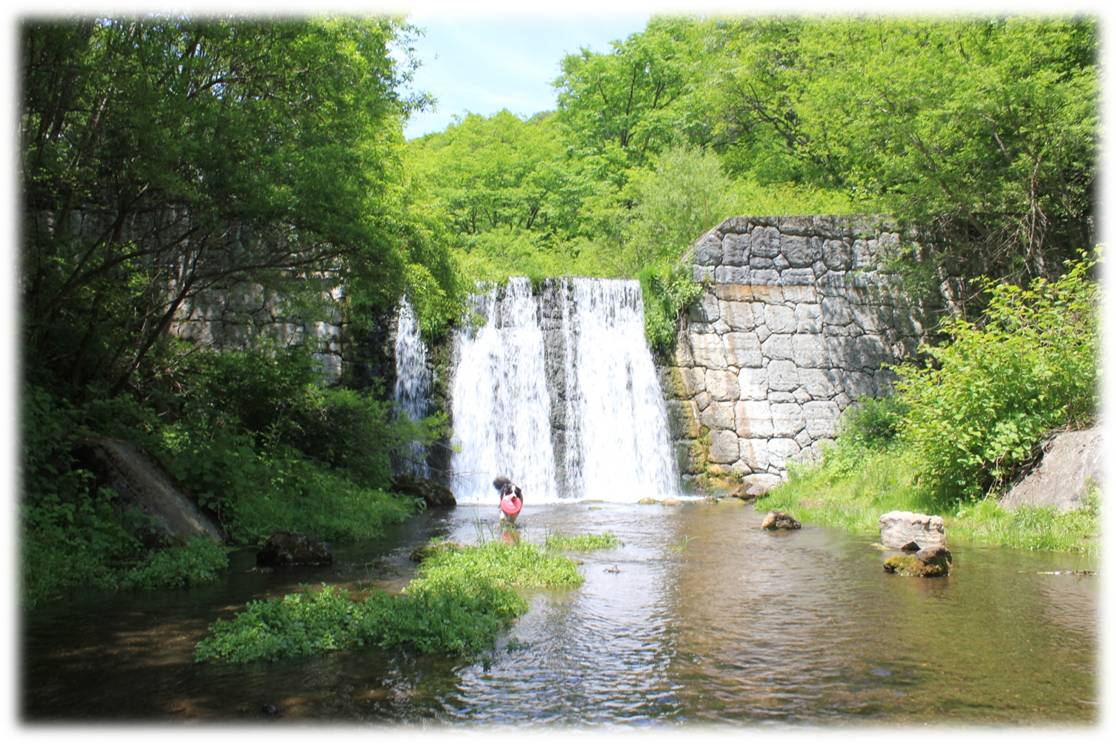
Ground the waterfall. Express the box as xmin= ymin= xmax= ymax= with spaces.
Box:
xmin=559 ymin=278 xmax=678 ymax=502
xmin=393 ymin=297 xmax=432 ymax=478
xmin=449 ymin=277 xmax=678 ymax=503
xmin=450 ymin=278 xmax=560 ymax=502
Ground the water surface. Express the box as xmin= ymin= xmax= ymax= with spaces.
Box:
xmin=22 ymin=501 xmax=1097 ymax=725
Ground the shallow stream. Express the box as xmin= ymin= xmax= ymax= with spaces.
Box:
xmin=22 ymin=501 xmax=1098 ymax=725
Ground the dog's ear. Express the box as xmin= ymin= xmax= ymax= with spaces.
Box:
xmin=514 ymin=486 xmax=522 ymax=499
xmin=493 ymin=475 xmax=511 ymax=491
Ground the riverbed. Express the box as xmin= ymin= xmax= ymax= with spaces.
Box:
xmin=22 ymin=500 xmax=1098 ymax=725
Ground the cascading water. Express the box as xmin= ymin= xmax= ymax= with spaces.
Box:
xmin=392 ymin=297 xmax=432 ymax=478
xmin=449 ymin=277 xmax=678 ymax=503
xmin=450 ymin=278 xmax=560 ymax=502
xmin=558 ymin=278 xmax=678 ymax=501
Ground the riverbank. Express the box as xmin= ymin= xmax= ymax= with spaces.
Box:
xmin=755 ymin=446 xmax=1099 ymax=554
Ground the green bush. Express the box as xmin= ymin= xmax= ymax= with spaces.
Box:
xmin=121 ymin=538 xmax=229 ymax=590
xmin=895 ymin=252 xmax=1099 ymax=504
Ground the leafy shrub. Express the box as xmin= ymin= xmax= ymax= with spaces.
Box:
xmin=121 ymin=538 xmax=229 ymax=590
xmin=639 ymin=262 xmax=705 ymax=354
xmin=839 ymin=395 xmax=909 ymax=451
xmin=894 ymin=252 xmax=1099 ymax=504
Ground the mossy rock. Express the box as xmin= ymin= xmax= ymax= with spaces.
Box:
xmin=883 ymin=554 xmax=950 ymax=578
xmin=410 ymin=539 xmax=464 ymax=563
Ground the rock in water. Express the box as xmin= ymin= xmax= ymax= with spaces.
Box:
xmin=391 ymin=474 xmax=456 ymax=508
xmin=761 ymin=511 xmax=802 ymax=530
xmin=256 ymin=532 xmax=332 ymax=567
xmin=878 ymin=511 xmax=945 ymax=550
xmin=883 ymin=551 xmax=951 ymax=578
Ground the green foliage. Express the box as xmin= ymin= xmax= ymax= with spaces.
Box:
xmin=639 ymin=262 xmax=704 ymax=354
xmin=544 ymin=531 xmax=623 ymax=552
xmin=196 ymin=540 xmax=583 ymax=663
xmin=758 ymin=255 xmax=1099 ymax=553
xmin=894 ymin=252 xmax=1099 ymax=504
xmin=120 ymin=538 xmax=229 ymax=591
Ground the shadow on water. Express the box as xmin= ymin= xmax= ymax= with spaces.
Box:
xmin=21 ymin=501 xmax=1098 ymax=725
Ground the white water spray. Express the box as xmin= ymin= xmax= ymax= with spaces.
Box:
xmin=449 ymin=277 xmax=678 ymax=503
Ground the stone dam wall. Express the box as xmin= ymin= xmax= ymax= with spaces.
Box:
xmin=660 ymin=216 xmax=935 ymax=494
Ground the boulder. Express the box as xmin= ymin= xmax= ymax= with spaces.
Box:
xmin=884 ymin=546 xmax=952 ymax=578
xmin=1000 ymin=426 xmax=1102 ymax=513
xmin=410 ymin=539 xmax=464 ymax=563
xmin=391 ymin=474 xmax=456 ymax=508
xmin=71 ymin=437 xmax=225 ymax=544
xmin=878 ymin=511 xmax=945 ymax=550
xmin=256 ymin=532 xmax=332 ymax=567
xmin=761 ymin=510 xmax=802 ymax=530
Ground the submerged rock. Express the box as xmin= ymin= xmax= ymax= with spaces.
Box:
xmin=256 ymin=531 xmax=332 ymax=567
xmin=883 ymin=548 xmax=952 ymax=578
xmin=761 ymin=511 xmax=802 ymax=530
xmin=878 ymin=511 xmax=945 ymax=550
xmin=392 ymin=474 xmax=456 ymax=508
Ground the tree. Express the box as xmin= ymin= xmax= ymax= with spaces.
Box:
xmin=20 ymin=17 xmax=433 ymax=394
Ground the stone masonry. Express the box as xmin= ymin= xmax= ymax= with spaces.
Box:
xmin=661 ymin=216 xmax=933 ymax=494
xmin=170 ymin=281 xmax=346 ymax=383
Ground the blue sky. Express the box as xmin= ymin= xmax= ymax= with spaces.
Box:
xmin=399 ymin=14 xmax=650 ymax=139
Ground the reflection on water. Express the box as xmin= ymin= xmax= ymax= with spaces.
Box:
xmin=22 ymin=502 xmax=1097 ymax=724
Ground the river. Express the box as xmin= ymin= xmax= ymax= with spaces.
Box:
xmin=22 ymin=500 xmax=1097 ymax=725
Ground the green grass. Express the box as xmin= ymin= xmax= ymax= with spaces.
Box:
xmin=195 ymin=539 xmax=583 ymax=663
xmin=543 ymin=531 xmax=623 ymax=552
xmin=756 ymin=444 xmax=1099 ymax=555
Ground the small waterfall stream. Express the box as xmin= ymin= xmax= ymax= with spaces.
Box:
xmin=449 ymin=277 xmax=678 ymax=503
xmin=392 ymin=297 xmax=433 ymax=478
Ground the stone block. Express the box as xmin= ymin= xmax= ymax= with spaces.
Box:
xmin=706 ymin=369 xmax=740 ymax=401
xmin=722 ymin=232 xmax=751 ymax=266
xmin=779 ymin=268 xmax=816 ymax=286
xmin=690 ymin=333 xmax=727 ymax=369
xmin=721 ymin=300 xmax=757 ymax=331
xmin=735 ymin=400 xmax=773 ymax=438
xmin=764 ymin=304 xmax=797 ymax=333
xmin=724 ymin=332 xmax=763 ymax=368
xmin=699 ymin=401 xmax=736 ymax=430
xmin=792 ymin=334 xmax=828 ymax=368
xmin=693 ymin=232 xmax=723 ymax=265
xmin=821 ymin=296 xmax=853 ymax=325
xmin=751 ymin=225 xmax=781 ymax=258
xmin=780 ymin=235 xmax=820 ymax=267
xmin=823 ymin=239 xmax=853 ymax=270
xmin=761 ymin=334 xmax=794 ymax=361
xmin=737 ymin=367 xmax=768 ymax=400
xmin=739 ymin=439 xmax=771 ymax=471
xmin=767 ymin=359 xmax=799 ymax=392
xmin=708 ymin=430 xmax=741 ymax=464
xmin=771 ymin=402 xmax=806 ymax=437
xmin=715 ymin=266 xmax=752 ymax=283
xmin=803 ymin=400 xmax=841 ymax=438
xmin=666 ymin=400 xmax=702 ymax=439
xmin=679 ymin=366 xmax=706 ymax=394
xmin=796 ymin=368 xmax=837 ymax=399
xmin=795 ymin=303 xmax=822 ymax=333
xmin=767 ymin=438 xmax=802 ymax=470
